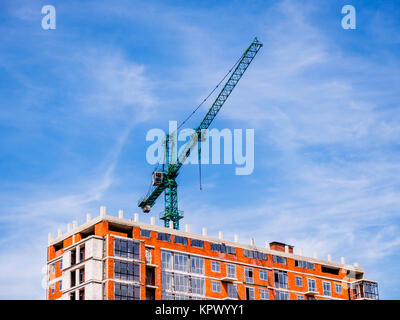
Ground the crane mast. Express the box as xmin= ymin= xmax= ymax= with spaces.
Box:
xmin=138 ymin=38 xmax=263 ymax=229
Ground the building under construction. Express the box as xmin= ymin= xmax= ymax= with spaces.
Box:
xmin=46 ymin=206 xmax=379 ymax=300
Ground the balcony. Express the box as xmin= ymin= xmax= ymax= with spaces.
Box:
xmin=352 ymin=280 xmax=379 ymax=300
xmin=220 ymin=276 xmax=237 ymax=283
xmin=305 ymin=290 xmax=318 ymax=296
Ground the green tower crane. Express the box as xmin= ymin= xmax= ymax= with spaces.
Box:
xmin=138 ymin=37 xmax=263 ymax=230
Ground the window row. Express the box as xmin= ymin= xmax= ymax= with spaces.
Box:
xmin=114 ymin=238 xmax=140 ymax=260
xmin=162 ymin=271 xmax=205 ymax=295
xmin=161 ymin=251 xmax=204 ymax=274
xmin=114 ymin=282 xmax=140 ymax=300
xmin=114 ymin=260 xmax=140 ymax=282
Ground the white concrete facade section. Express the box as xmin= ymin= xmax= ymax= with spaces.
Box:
xmin=63 ymin=250 xmax=71 ymax=269
xmin=85 ymin=282 xmax=103 ymax=300
xmin=85 ymin=260 xmax=103 ymax=282
xmin=62 ymin=270 xmax=71 ymax=290
xmin=85 ymin=238 xmax=104 ymax=260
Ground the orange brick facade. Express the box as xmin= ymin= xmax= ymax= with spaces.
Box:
xmin=46 ymin=215 xmax=379 ymax=300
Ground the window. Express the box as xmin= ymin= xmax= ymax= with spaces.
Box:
xmin=308 ymin=279 xmax=316 ymax=292
xmin=244 ymin=250 xmax=267 ymax=260
xmin=161 ymin=250 xmax=173 ymax=270
xmin=296 ymin=276 xmax=303 ymax=287
xmin=191 ymin=276 xmax=205 ymax=295
xmin=335 ymin=284 xmax=342 ymax=294
xmin=114 ymin=260 xmax=140 ymax=282
xmin=227 ymin=264 xmax=236 ymax=278
xmin=275 ymin=290 xmax=289 ymax=300
xmin=245 ymin=267 xmax=254 ymax=283
xmin=174 ymin=253 xmax=188 ymax=272
xmin=79 ymin=268 xmax=84 ymax=284
xmin=191 ymin=239 xmax=204 ymax=248
xmin=114 ymin=283 xmax=140 ymax=300
xmin=71 ymin=249 xmax=76 ymax=265
xmin=140 ymin=229 xmax=151 ymax=238
xmin=272 ymin=255 xmax=286 ymax=264
xmin=210 ymin=243 xmax=236 ymax=254
xmin=114 ymin=238 xmax=140 ymax=260
xmin=259 ymin=270 xmax=268 ymax=281
xmin=59 ymin=280 xmax=62 ymax=291
xmin=162 ymin=292 xmax=175 ymax=300
xmin=274 ymin=270 xmax=288 ymax=289
xmin=79 ymin=288 xmax=85 ymax=300
xmin=294 ymin=260 xmax=314 ymax=270
xmin=52 ymin=263 xmax=55 ymax=273
xmin=174 ymin=273 xmax=189 ymax=293
xmin=246 ymin=287 xmax=255 ymax=300
xmin=79 ymin=245 xmax=85 ymax=262
xmin=323 ymin=281 xmax=331 ymax=296
xmin=71 ymin=270 xmax=76 ymax=287
xmin=51 ymin=284 xmax=55 ymax=294
xmin=297 ymin=295 xmax=304 ymax=300
xmin=260 ymin=288 xmax=269 ymax=300
xmin=175 ymin=294 xmax=190 ymax=300
xmin=190 ymin=256 xmax=204 ymax=274
xmin=174 ymin=236 xmax=188 ymax=245
xmin=161 ymin=271 xmax=173 ymax=291
xmin=59 ymin=259 xmax=63 ymax=271
xmin=212 ymin=281 xmax=221 ymax=293
xmin=157 ymin=232 xmax=171 ymax=242
xmin=211 ymin=261 xmax=220 ymax=272
xmin=227 ymin=284 xmax=237 ymax=299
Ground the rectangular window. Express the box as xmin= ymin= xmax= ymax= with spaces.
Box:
xmin=308 ymin=279 xmax=316 ymax=292
xmin=52 ymin=263 xmax=55 ymax=273
xmin=157 ymin=232 xmax=171 ymax=242
xmin=296 ymin=276 xmax=303 ymax=287
xmin=114 ymin=238 xmax=140 ymax=260
xmin=191 ymin=276 xmax=205 ymax=295
xmin=174 ymin=253 xmax=188 ymax=272
xmin=161 ymin=250 xmax=173 ymax=270
xmin=174 ymin=273 xmax=189 ymax=293
xmin=114 ymin=283 xmax=140 ymax=300
xmin=211 ymin=261 xmax=220 ymax=272
xmin=212 ymin=281 xmax=221 ymax=293
xmin=274 ymin=270 xmax=288 ymax=289
xmin=259 ymin=269 xmax=268 ymax=281
xmin=59 ymin=259 xmax=63 ymax=271
xmin=227 ymin=283 xmax=237 ymax=299
xmin=260 ymin=288 xmax=269 ymax=300
xmin=336 ymin=284 xmax=342 ymax=294
xmin=191 ymin=239 xmax=204 ymax=248
xmin=297 ymin=295 xmax=304 ymax=300
xmin=246 ymin=287 xmax=255 ymax=300
xmin=114 ymin=260 xmax=140 ymax=282
xmin=245 ymin=267 xmax=254 ymax=283
xmin=161 ymin=271 xmax=173 ymax=291
xmin=210 ymin=243 xmax=236 ymax=255
xmin=323 ymin=281 xmax=331 ymax=296
xmin=79 ymin=268 xmax=84 ymax=284
xmin=244 ymin=250 xmax=267 ymax=260
xmin=294 ymin=260 xmax=314 ymax=270
xmin=51 ymin=284 xmax=55 ymax=294
xmin=174 ymin=236 xmax=188 ymax=245
xmin=190 ymin=256 xmax=204 ymax=274
xmin=227 ymin=264 xmax=236 ymax=278
xmin=59 ymin=280 xmax=62 ymax=291
xmin=140 ymin=229 xmax=151 ymax=238
xmin=272 ymin=255 xmax=287 ymax=264
xmin=275 ymin=290 xmax=289 ymax=300
xmin=162 ymin=292 xmax=175 ymax=300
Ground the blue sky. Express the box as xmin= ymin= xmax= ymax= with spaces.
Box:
xmin=0 ymin=0 xmax=399 ymax=299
